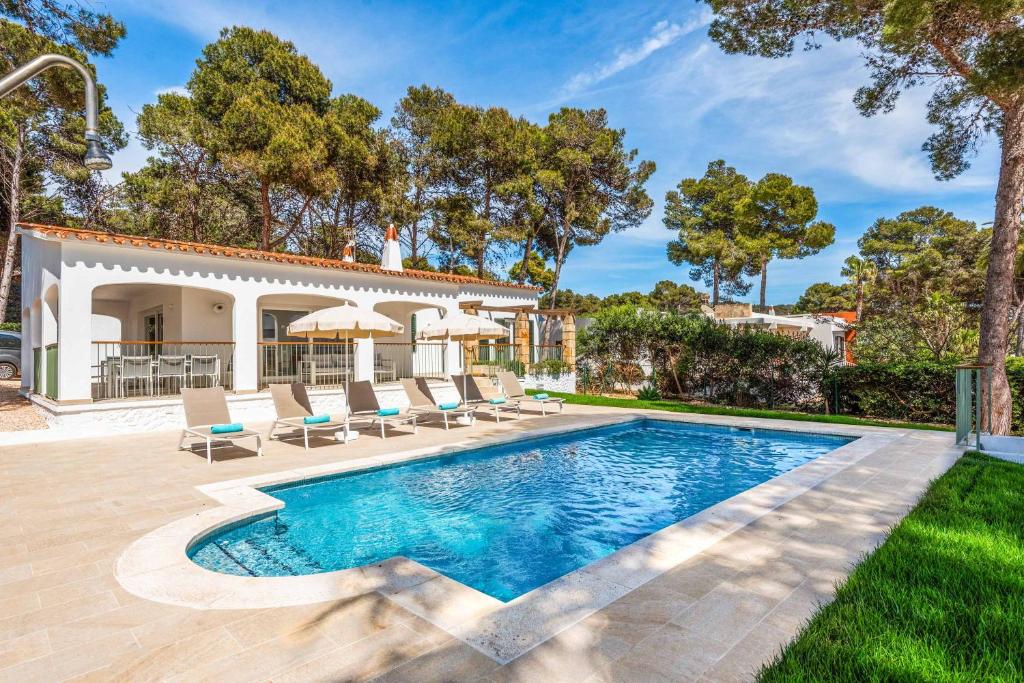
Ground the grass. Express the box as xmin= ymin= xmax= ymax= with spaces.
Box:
xmin=760 ymin=452 xmax=1024 ymax=681
xmin=525 ymin=389 xmax=954 ymax=432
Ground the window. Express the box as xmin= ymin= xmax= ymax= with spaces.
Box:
xmin=261 ymin=309 xmax=311 ymax=342
xmin=262 ymin=313 xmax=278 ymax=342
xmin=143 ymin=311 xmax=163 ymax=343
xmin=0 ymin=333 xmax=18 ymax=349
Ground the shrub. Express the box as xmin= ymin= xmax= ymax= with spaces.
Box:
xmin=636 ymin=384 xmax=661 ymax=401
xmin=0 ymin=322 xmax=20 ymax=332
xmin=531 ymin=358 xmax=570 ymax=378
xmin=832 ymin=361 xmax=956 ymax=424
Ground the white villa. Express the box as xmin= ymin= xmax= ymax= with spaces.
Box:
xmin=711 ymin=303 xmax=855 ymax=363
xmin=16 ymin=223 xmax=576 ymax=434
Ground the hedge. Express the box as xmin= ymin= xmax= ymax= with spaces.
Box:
xmin=833 ymin=359 xmax=1024 ymax=426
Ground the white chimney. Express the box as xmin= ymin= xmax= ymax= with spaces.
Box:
xmin=342 ymin=241 xmax=355 ymax=263
xmin=381 ymin=224 xmax=403 ymax=272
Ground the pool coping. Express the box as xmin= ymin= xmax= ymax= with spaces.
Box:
xmin=114 ymin=411 xmax=905 ymax=664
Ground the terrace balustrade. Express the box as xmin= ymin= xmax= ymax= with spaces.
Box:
xmin=258 ymin=341 xmax=355 ymax=390
xmin=374 ymin=342 xmax=446 ymax=382
xmin=91 ymin=341 xmax=235 ymax=400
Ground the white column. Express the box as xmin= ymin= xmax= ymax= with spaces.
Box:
xmin=355 ymin=338 xmax=374 ymax=383
xmin=56 ymin=284 xmax=91 ymax=401
xmin=232 ymin=293 xmax=259 ymax=393
xmin=442 ymin=302 xmax=463 ymax=378
xmin=444 ymin=340 xmax=462 ymax=377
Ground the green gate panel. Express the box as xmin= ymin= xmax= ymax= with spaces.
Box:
xmin=44 ymin=344 xmax=58 ymax=400
xmin=32 ymin=347 xmax=41 ymax=395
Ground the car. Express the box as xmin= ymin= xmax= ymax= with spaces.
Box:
xmin=0 ymin=330 xmax=21 ymax=380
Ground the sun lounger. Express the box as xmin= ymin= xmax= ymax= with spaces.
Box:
xmin=178 ymin=386 xmax=262 ymax=464
xmin=345 ymin=380 xmax=418 ymax=439
xmin=267 ymin=383 xmax=347 ymax=450
xmin=451 ymin=374 xmax=521 ymax=422
xmin=497 ymin=371 xmax=565 ymax=415
xmin=401 ymin=378 xmax=475 ymax=429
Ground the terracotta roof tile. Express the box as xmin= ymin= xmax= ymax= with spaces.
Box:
xmin=17 ymin=223 xmax=541 ymax=291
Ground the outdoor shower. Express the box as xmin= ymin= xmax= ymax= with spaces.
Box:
xmin=0 ymin=53 xmax=113 ymax=170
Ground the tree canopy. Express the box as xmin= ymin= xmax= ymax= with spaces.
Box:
xmin=664 ymin=160 xmax=752 ymax=306
xmin=701 ymin=0 xmax=1024 ymax=433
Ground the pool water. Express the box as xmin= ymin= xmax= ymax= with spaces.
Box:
xmin=189 ymin=419 xmax=852 ymax=601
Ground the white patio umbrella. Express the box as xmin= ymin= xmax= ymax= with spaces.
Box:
xmin=286 ymin=303 xmax=404 ymax=407
xmin=417 ymin=312 xmax=508 ymax=405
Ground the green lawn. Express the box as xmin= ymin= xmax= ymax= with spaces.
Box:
xmin=526 ymin=390 xmax=954 ymax=432
xmin=760 ymin=452 xmax=1024 ymax=681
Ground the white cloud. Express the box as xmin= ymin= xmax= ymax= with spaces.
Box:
xmin=115 ymin=0 xmax=406 ymax=86
xmin=155 ymin=85 xmax=188 ymax=97
xmin=561 ymin=13 xmax=710 ymax=97
xmin=645 ymin=38 xmax=999 ymax=196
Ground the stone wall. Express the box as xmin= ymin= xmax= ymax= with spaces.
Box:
xmin=520 ymin=371 xmax=576 ymax=394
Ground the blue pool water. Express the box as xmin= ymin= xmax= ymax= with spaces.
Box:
xmin=189 ymin=420 xmax=852 ymax=601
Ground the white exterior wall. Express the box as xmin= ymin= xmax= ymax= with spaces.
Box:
xmin=18 ymin=229 xmax=538 ymax=408
xmin=785 ymin=315 xmax=846 ymax=354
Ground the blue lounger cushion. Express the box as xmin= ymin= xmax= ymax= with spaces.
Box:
xmin=210 ymin=423 xmax=243 ymax=434
xmin=438 ymin=402 xmax=459 ymax=410
xmin=534 ymin=393 xmax=549 ymax=400
xmin=303 ymin=415 xmax=331 ymax=425
xmin=378 ymin=407 xmax=400 ymax=416
xmin=489 ymin=397 xmax=506 ymax=405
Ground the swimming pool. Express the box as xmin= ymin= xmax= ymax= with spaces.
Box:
xmin=189 ymin=419 xmax=853 ymax=601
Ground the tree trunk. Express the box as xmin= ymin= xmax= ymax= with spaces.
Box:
xmin=978 ymin=103 xmax=1024 ymax=434
xmin=517 ymin=233 xmax=534 ymax=284
xmin=759 ymin=259 xmax=768 ymax=308
xmin=478 ymin=187 xmax=491 ymax=279
xmin=1017 ymin=300 xmax=1024 ymax=356
xmin=666 ymin=351 xmax=684 ymax=396
xmin=0 ymin=126 xmax=25 ymax=325
xmin=544 ymin=234 xmax=568 ymax=345
xmin=855 ymin=280 xmax=864 ymax=321
xmin=711 ymin=258 xmax=720 ymax=307
xmin=259 ymin=180 xmax=272 ymax=251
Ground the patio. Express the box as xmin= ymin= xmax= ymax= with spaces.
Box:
xmin=0 ymin=403 xmax=961 ymax=681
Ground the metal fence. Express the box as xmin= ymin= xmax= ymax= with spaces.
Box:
xmin=530 ymin=344 xmax=563 ymax=364
xmin=91 ymin=341 xmax=235 ymax=400
xmin=259 ymin=341 xmax=354 ymax=390
xmin=374 ymin=342 xmax=446 ymax=382
xmin=471 ymin=343 xmax=520 ymax=375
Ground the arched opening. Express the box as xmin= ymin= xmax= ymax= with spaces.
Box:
xmin=372 ymin=301 xmax=449 ymax=382
xmin=91 ymin=283 xmax=235 ymax=400
xmin=256 ymin=293 xmax=356 ymax=389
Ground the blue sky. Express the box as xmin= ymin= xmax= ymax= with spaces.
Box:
xmin=96 ymin=0 xmax=1001 ymax=304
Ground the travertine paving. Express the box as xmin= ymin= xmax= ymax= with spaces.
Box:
xmin=0 ymin=403 xmax=961 ymax=682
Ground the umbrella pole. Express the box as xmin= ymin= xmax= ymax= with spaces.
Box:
xmin=344 ymin=332 xmax=350 ymax=419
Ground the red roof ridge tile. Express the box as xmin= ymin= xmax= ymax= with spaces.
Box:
xmin=17 ymin=222 xmax=541 ymax=291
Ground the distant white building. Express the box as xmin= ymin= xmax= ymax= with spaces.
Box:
xmin=710 ymin=303 xmax=854 ymax=363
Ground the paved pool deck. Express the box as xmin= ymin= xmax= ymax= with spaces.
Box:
xmin=0 ymin=404 xmax=962 ymax=682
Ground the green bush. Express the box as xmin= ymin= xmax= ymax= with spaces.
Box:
xmin=636 ymin=385 xmax=661 ymax=401
xmin=832 ymin=361 xmax=957 ymax=424
xmin=531 ymin=358 xmax=570 ymax=378
xmin=0 ymin=322 xmax=20 ymax=332
xmin=580 ymin=306 xmax=829 ymax=411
